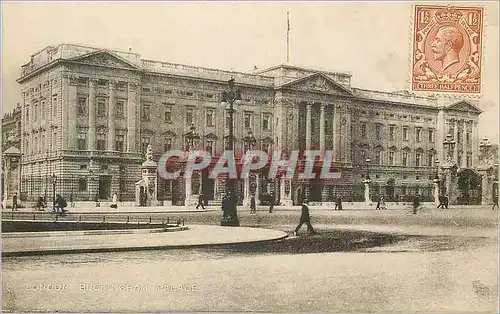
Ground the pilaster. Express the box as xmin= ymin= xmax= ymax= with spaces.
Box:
xmin=88 ymin=78 xmax=97 ymax=150
xmin=108 ymin=80 xmax=116 ymax=151
xmin=67 ymin=75 xmax=78 ymax=150
xmin=127 ymin=82 xmax=138 ymax=153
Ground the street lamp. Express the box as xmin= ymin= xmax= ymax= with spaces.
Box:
xmin=51 ymin=173 xmax=57 ymax=211
xmin=221 ymin=77 xmax=242 ymax=226
xmin=443 ymin=133 xmax=456 ymax=163
xmin=365 ymin=157 xmax=371 ymax=181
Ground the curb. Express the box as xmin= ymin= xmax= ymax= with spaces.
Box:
xmin=3 ymin=226 xmax=189 ymax=238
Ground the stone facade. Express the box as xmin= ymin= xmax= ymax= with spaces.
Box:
xmin=16 ymin=44 xmax=483 ymax=205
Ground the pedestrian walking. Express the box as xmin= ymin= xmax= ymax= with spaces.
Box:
xmin=221 ymin=194 xmax=229 ymax=220
xmin=412 ymin=194 xmax=420 ymax=214
xmin=376 ymin=196 xmax=387 ymax=210
xmin=196 ymin=193 xmax=205 ymax=210
xmin=269 ymin=192 xmax=275 ymax=213
xmin=250 ymin=194 xmax=256 ymax=214
xmin=492 ymin=195 xmax=498 ymax=210
xmin=110 ymin=193 xmax=118 ymax=209
xmin=294 ymin=199 xmax=317 ymax=236
xmin=55 ymin=194 xmax=68 ymax=216
xmin=36 ymin=196 xmax=46 ymax=211
xmin=12 ymin=192 xmax=18 ymax=211
xmin=444 ymin=195 xmax=449 ymax=209
xmin=437 ymin=195 xmax=445 ymax=209
xmin=1 ymin=196 xmax=3 ymax=210
xmin=335 ymin=194 xmax=343 ymax=210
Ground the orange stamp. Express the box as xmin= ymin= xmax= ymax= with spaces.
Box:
xmin=411 ymin=4 xmax=483 ymax=94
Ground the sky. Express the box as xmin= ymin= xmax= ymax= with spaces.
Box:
xmin=2 ymin=1 xmax=498 ymax=143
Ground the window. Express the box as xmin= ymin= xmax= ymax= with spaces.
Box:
xmin=415 ymin=153 xmax=421 ymax=167
xmin=403 ymin=127 xmax=409 ymax=141
xmin=33 ymin=103 xmax=38 ymax=121
xmin=457 ymin=132 xmax=462 ymax=144
xmin=52 ymin=132 xmax=57 ymax=151
xmin=77 ymin=131 xmax=87 ymax=150
xmin=141 ymin=136 xmax=151 ymax=155
xmin=375 ymin=124 xmax=381 ymax=140
xmin=428 ymin=154 xmax=434 ymax=167
xmin=34 ymin=135 xmax=38 ymax=154
xmin=52 ymin=96 xmax=58 ymax=116
xmin=116 ymin=100 xmax=125 ymax=119
xmin=206 ymin=139 xmax=214 ymax=155
xmin=78 ymin=178 xmax=87 ymax=191
xmin=97 ymin=132 xmax=106 ymax=150
xmin=375 ymin=150 xmax=382 ymax=164
xmin=361 ymin=123 xmax=367 ymax=138
xmin=206 ymin=109 xmax=215 ymax=127
xmin=40 ymin=101 xmax=45 ymax=117
xmin=261 ymin=141 xmax=270 ymax=153
xmin=98 ymin=79 xmax=108 ymax=87
xmin=142 ymin=87 xmax=151 ymax=92
xmin=262 ymin=114 xmax=271 ymax=131
xmin=466 ymin=132 xmax=471 ymax=145
xmin=458 ymin=153 xmax=463 ymax=167
xmin=416 ymin=128 xmax=421 ymax=142
xmin=97 ymin=99 xmax=106 ymax=117
xmin=360 ymin=149 xmax=366 ymax=158
xmin=467 ymin=152 xmax=472 ymax=167
xmin=26 ymin=106 xmax=29 ymax=122
xmin=164 ymin=105 xmax=172 ymax=123
xmin=116 ymin=134 xmax=125 ymax=152
xmin=402 ymin=152 xmax=408 ymax=166
xmin=141 ymin=103 xmax=151 ymax=122
xmin=389 ymin=125 xmax=395 ymax=140
xmin=244 ymin=112 xmax=253 ymax=129
xmin=78 ymin=77 xmax=88 ymax=85
xmin=78 ymin=97 xmax=87 ymax=116
xmin=428 ymin=129 xmax=434 ymax=142
xmin=185 ymin=107 xmax=193 ymax=125
xmin=164 ymin=138 xmax=172 ymax=152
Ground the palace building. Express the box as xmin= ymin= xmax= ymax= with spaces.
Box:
xmin=16 ymin=44 xmax=483 ymax=205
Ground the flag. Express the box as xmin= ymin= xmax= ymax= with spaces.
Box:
xmin=287 ymin=12 xmax=290 ymax=31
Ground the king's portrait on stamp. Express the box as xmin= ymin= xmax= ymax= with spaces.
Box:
xmin=412 ymin=5 xmax=484 ymax=93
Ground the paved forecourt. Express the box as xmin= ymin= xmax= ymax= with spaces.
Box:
xmin=2 ymin=225 xmax=288 ymax=256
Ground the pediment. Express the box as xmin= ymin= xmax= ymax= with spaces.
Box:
xmin=446 ymin=100 xmax=482 ymax=113
xmin=205 ymin=133 xmax=218 ymax=140
xmin=162 ymin=130 xmax=177 ymax=138
xmin=280 ymin=73 xmax=352 ymax=95
xmin=69 ymin=51 xmax=138 ymax=69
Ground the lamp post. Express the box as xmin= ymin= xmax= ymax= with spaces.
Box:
xmin=363 ymin=157 xmax=371 ymax=205
xmin=243 ymin=130 xmax=257 ymax=206
xmin=51 ymin=173 xmax=57 ymax=211
xmin=221 ymin=77 xmax=242 ymax=226
xmin=184 ymin=124 xmax=200 ymax=206
xmin=365 ymin=157 xmax=371 ymax=180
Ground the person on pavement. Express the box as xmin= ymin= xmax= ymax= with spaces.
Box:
xmin=335 ymin=194 xmax=343 ymax=210
xmin=294 ymin=199 xmax=317 ymax=236
xmin=437 ymin=195 xmax=445 ymax=209
xmin=196 ymin=193 xmax=205 ymax=210
xmin=269 ymin=192 xmax=275 ymax=213
xmin=250 ymin=194 xmax=256 ymax=214
xmin=55 ymin=194 xmax=68 ymax=216
xmin=110 ymin=193 xmax=118 ymax=209
xmin=12 ymin=192 xmax=18 ymax=211
xmin=412 ymin=194 xmax=420 ymax=214
xmin=376 ymin=196 xmax=387 ymax=210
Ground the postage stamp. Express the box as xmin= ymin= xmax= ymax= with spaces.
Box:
xmin=411 ymin=4 xmax=484 ymax=94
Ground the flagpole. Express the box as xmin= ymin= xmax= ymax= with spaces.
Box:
xmin=286 ymin=11 xmax=290 ymax=63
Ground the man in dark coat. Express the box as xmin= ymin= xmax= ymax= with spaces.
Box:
xmin=444 ymin=195 xmax=449 ymax=209
xmin=294 ymin=199 xmax=317 ymax=235
xmin=437 ymin=195 xmax=445 ymax=209
xmin=269 ymin=192 xmax=275 ymax=213
xmin=12 ymin=193 xmax=18 ymax=211
xmin=250 ymin=195 xmax=256 ymax=214
xmin=335 ymin=194 xmax=343 ymax=210
xmin=221 ymin=194 xmax=229 ymax=219
xmin=196 ymin=193 xmax=205 ymax=210
xmin=56 ymin=194 xmax=68 ymax=216
xmin=412 ymin=194 xmax=420 ymax=214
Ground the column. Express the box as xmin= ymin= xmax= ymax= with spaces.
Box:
xmin=185 ymin=176 xmax=192 ymax=207
xmin=88 ymin=78 xmax=97 ymax=150
xmin=472 ymin=121 xmax=479 ymax=167
xmin=127 ymin=82 xmax=137 ymax=153
xmin=345 ymin=108 xmax=352 ymax=163
xmin=436 ymin=110 xmax=445 ymax=163
xmin=244 ymin=175 xmax=250 ymax=206
xmin=461 ymin=120 xmax=467 ymax=167
xmin=68 ymin=76 xmax=78 ymax=149
xmin=61 ymin=74 xmax=70 ymax=150
xmin=107 ymin=81 xmax=116 ymax=151
xmin=319 ymin=104 xmax=325 ymax=156
xmin=453 ymin=119 xmax=458 ymax=163
xmin=306 ymin=103 xmax=312 ymax=149
xmin=332 ymin=104 xmax=338 ymax=161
